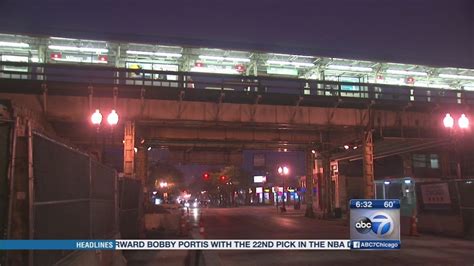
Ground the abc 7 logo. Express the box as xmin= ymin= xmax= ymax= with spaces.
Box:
xmin=354 ymin=212 xmax=394 ymax=236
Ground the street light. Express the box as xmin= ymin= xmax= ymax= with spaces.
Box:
xmin=107 ymin=109 xmax=119 ymax=126
xmin=458 ymin=114 xmax=469 ymax=129
xmin=277 ymin=166 xmax=289 ymax=212
xmin=442 ymin=113 xmax=470 ymax=179
xmin=443 ymin=113 xmax=454 ymax=128
xmin=443 ymin=113 xmax=470 ymax=130
xmin=91 ymin=109 xmax=102 ymax=125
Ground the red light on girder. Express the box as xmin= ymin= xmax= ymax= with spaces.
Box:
xmin=195 ymin=62 xmax=204 ymax=67
xmin=235 ymin=64 xmax=246 ymax=72
xmin=220 ymin=175 xmax=226 ymax=181
xmin=50 ymin=52 xmax=62 ymax=60
xmin=203 ymin=173 xmax=210 ymax=180
xmin=98 ymin=55 xmax=108 ymax=62
xmin=406 ymin=77 xmax=415 ymax=84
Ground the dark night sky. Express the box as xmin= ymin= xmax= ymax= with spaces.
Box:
xmin=0 ymin=0 xmax=473 ymax=68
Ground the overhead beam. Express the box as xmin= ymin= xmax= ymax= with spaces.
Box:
xmin=0 ymin=93 xmax=441 ymax=130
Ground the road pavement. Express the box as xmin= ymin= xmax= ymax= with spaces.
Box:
xmin=199 ymin=206 xmax=474 ymax=266
xmin=125 ymin=206 xmax=474 ymax=265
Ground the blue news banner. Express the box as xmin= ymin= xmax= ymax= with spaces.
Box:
xmin=349 ymin=199 xmax=401 ymax=250
xmin=0 ymin=240 xmax=354 ymax=250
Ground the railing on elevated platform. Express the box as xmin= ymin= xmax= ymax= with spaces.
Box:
xmin=0 ymin=61 xmax=471 ymax=108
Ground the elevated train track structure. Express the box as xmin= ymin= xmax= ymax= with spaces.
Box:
xmin=1 ymin=32 xmax=473 ymax=216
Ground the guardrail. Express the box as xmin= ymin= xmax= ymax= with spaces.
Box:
xmin=0 ymin=61 xmax=471 ymax=107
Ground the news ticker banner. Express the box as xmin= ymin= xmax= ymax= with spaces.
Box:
xmin=350 ymin=199 xmax=401 ymax=250
xmin=0 ymin=239 xmax=401 ymax=251
xmin=0 ymin=240 xmax=356 ymax=250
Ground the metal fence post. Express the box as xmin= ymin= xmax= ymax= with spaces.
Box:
xmin=114 ymin=171 xmax=119 ymax=235
xmin=27 ymin=120 xmax=34 ymax=266
xmin=89 ymin=157 xmax=93 ymax=239
xmin=6 ymin=117 xmax=18 ymax=240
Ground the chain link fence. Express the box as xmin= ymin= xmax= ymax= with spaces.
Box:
xmin=32 ymin=133 xmax=118 ymax=265
xmin=118 ymin=178 xmax=142 ymax=239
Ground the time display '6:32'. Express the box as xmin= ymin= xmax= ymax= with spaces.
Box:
xmin=355 ymin=201 xmax=372 ymax=208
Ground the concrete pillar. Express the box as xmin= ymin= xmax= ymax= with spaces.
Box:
xmin=123 ymin=121 xmax=135 ymax=177
xmin=363 ymin=130 xmax=375 ymax=199
xmin=305 ymin=150 xmax=315 ymax=218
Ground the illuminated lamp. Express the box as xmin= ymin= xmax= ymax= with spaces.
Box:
xmin=458 ymin=114 xmax=469 ymax=129
xmin=107 ymin=110 xmax=119 ymax=126
xmin=443 ymin=113 xmax=454 ymax=128
xmin=90 ymin=109 xmax=102 ymax=125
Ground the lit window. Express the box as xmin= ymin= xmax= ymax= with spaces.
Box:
xmin=430 ymin=154 xmax=439 ymax=169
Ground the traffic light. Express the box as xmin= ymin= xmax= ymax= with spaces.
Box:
xmin=220 ymin=175 xmax=226 ymax=182
xmin=203 ymin=172 xmax=210 ymax=181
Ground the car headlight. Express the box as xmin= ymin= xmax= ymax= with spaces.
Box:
xmin=184 ymin=202 xmax=190 ymax=207
xmin=193 ymin=202 xmax=198 ymax=208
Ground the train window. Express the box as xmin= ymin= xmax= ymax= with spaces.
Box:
xmin=1 ymin=55 xmax=29 ymax=79
xmin=152 ymin=64 xmax=178 ymax=81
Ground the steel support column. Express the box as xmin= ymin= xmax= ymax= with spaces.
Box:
xmin=322 ymin=156 xmax=332 ymax=217
xmin=123 ymin=121 xmax=135 ymax=177
xmin=305 ymin=149 xmax=315 ymax=218
xmin=363 ymin=108 xmax=375 ymax=199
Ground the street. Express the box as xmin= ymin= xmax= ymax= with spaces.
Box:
xmin=125 ymin=206 xmax=474 ymax=265
xmin=200 ymin=206 xmax=348 ymax=239
xmin=198 ymin=206 xmax=474 ymax=266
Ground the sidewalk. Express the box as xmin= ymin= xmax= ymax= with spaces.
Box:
xmin=123 ymin=250 xmax=188 ymax=266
